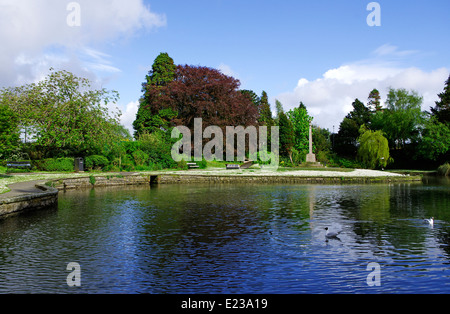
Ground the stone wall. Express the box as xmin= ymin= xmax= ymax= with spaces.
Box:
xmin=49 ymin=174 xmax=157 ymax=191
xmin=0 ymin=184 xmax=58 ymax=218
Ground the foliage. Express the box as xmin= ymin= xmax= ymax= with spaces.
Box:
xmin=132 ymin=150 xmax=150 ymax=167
xmin=0 ymin=103 xmax=20 ymax=159
xmin=368 ymin=89 xmax=382 ymax=112
xmin=142 ymin=63 xmax=258 ymax=131
xmin=258 ymin=91 xmax=274 ymax=127
xmin=1 ymin=69 xmax=123 ymax=158
xmin=287 ymin=102 xmax=312 ymax=154
xmin=381 ymin=88 xmax=424 ymax=149
xmin=35 ymin=158 xmax=74 ymax=172
xmin=85 ymin=155 xmax=110 ymax=171
xmin=278 ymin=111 xmax=295 ymax=163
xmin=416 ymin=116 xmax=450 ymax=161
xmin=334 ymin=99 xmax=371 ymax=157
xmin=138 ymin=131 xmax=178 ymax=169
xmin=431 ymin=75 xmax=450 ymax=125
xmin=357 ymin=127 xmax=391 ymax=169
xmin=134 ymin=53 xmax=177 ymax=137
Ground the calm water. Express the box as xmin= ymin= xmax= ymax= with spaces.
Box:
xmin=0 ymin=177 xmax=449 ymax=294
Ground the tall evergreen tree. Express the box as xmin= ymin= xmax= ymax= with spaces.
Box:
xmin=431 ymin=74 xmax=450 ymax=125
xmin=133 ymin=53 xmax=177 ymax=138
xmin=287 ymin=101 xmax=312 ymax=154
xmin=278 ymin=101 xmax=295 ymax=163
xmin=368 ymin=88 xmax=382 ymax=112
xmin=258 ymin=91 xmax=273 ymax=126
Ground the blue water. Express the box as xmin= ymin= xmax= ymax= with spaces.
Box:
xmin=0 ymin=178 xmax=449 ymax=293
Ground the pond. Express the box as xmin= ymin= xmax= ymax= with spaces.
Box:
xmin=0 ymin=177 xmax=449 ymax=294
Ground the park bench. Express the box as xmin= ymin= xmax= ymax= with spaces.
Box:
xmin=187 ymin=162 xmax=200 ymax=169
xmin=6 ymin=161 xmax=32 ymax=171
xmin=226 ymin=164 xmax=240 ymax=170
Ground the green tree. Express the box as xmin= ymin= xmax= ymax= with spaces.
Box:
xmin=2 ymin=69 xmax=122 ymax=158
xmin=357 ymin=126 xmax=391 ymax=169
xmin=0 ymin=103 xmax=20 ymax=159
xmin=431 ymin=74 xmax=450 ymax=125
xmin=258 ymin=91 xmax=274 ymax=126
xmin=134 ymin=52 xmax=177 ymax=137
xmin=287 ymin=102 xmax=313 ymax=154
xmin=416 ymin=115 xmax=450 ymax=161
xmin=334 ymin=99 xmax=371 ymax=157
xmin=368 ymin=88 xmax=382 ymax=112
xmin=382 ymin=88 xmax=424 ymax=149
xmin=278 ymin=111 xmax=295 ymax=163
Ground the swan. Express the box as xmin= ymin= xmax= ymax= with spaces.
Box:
xmin=324 ymin=227 xmax=341 ymax=239
xmin=424 ymin=217 xmax=434 ymax=226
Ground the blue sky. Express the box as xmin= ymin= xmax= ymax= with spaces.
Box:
xmin=1 ymin=0 xmax=449 ymax=132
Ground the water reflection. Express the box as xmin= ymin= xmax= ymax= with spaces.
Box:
xmin=0 ymin=181 xmax=449 ymax=293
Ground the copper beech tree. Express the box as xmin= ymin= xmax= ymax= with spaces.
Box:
xmin=142 ymin=64 xmax=259 ymax=132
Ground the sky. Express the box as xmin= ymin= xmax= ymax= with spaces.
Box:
xmin=1 ymin=0 xmax=449 ymax=134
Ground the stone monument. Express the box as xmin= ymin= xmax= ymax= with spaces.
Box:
xmin=306 ymin=123 xmax=316 ymax=163
xmin=304 ymin=123 xmax=323 ymax=167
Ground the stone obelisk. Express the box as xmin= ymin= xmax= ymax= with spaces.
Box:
xmin=306 ymin=123 xmax=316 ymax=163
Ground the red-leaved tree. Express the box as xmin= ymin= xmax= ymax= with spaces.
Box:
xmin=143 ymin=65 xmax=259 ymax=130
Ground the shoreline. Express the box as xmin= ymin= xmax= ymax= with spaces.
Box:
xmin=0 ymin=169 xmax=423 ymax=218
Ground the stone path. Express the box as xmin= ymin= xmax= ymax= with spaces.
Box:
xmin=0 ymin=180 xmax=47 ymax=199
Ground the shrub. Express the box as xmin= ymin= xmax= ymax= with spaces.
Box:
xmin=85 ymin=155 xmax=109 ymax=171
xmin=132 ymin=150 xmax=149 ymax=166
xmin=35 ymin=158 xmax=74 ymax=172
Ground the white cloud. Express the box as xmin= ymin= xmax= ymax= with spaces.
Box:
xmin=120 ymin=101 xmax=140 ymax=135
xmin=0 ymin=0 xmax=166 ymax=87
xmin=276 ymin=45 xmax=449 ymax=132
xmin=218 ymin=63 xmax=240 ymax=80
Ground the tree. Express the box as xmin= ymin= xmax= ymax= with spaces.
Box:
xmin=334 ymin=99 xmax=372 ymax=157
xmin=134 ymin=53 xmax=177 ymax=137
xmin=368 ymin=89 xmax=382 ymax=112
xmin=382 ymin=88 xmax=424 ymax=149
xmin=357 ymin=127 xmax=391 ymax=169
xmin=278 ymin=111 xmax=295 ymax=163
xmin=258 ymin=91 xmax=274 ymax=126
xmin=416 ymin=115 xmax=450 ymax=161
xmin=431 ymin=74 xmax=450 ymax=125
xmin=0 ymin=103 xmax=20 ymax=159
xmin=287 ymin=101 xmax=312 ymax=154
xmin=142 ymin=64 xmax=258 ymax=130
xmin=2 ymin=69 xmax=122 ymax=158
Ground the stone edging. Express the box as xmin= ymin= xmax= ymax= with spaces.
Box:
xmin=0 ymin=183 xmax=59 ymax=218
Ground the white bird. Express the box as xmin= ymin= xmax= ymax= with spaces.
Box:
xmin=324 ymin=227 xmax=341 ymax=239
xmin=425 ymin=217 xmax=434 ymax=227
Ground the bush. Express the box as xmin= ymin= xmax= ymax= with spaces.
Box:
xmin=35 ymin=158 xmax=74 ymax=172
xmin=85 ymin=155 xmax=109 ymax=171
xmin=132 ymin=150 xmax=149 ymax=166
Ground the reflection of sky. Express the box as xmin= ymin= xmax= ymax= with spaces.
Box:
xmin=1 ymin=183 xmax=450 ymax=293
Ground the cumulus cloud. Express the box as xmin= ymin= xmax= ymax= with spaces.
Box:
xmin=0 ymin=0 xmax=166 ymax=87
xmin=120 ymin=101 xmax=140 ymax=135
xmin=276 ymin=45 xmax=449 ymax=132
